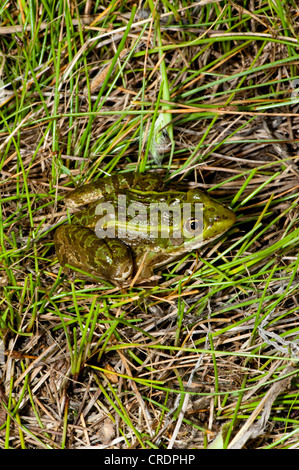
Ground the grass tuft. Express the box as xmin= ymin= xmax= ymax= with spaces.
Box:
xmin=0 ymin=0 xmax=299 ymax=449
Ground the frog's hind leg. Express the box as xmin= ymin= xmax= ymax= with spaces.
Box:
xmin=54 ymin=224 xmax=133 ymax=283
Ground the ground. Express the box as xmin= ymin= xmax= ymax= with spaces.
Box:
xmin=0 ymin=0 xmax=299 ymax=449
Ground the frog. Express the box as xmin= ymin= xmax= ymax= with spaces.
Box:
xmin=54 ymin=172 xmax=235 ymax=285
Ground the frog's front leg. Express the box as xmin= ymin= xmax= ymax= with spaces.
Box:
xmin=54 ymin=225 xmax=133 ymax=283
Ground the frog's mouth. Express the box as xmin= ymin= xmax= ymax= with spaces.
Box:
xmin=205 ymin=207 xmax=235 ymax=239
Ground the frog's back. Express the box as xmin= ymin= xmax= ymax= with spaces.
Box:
xmin=64 ymin=172 xmax=163 ymax=208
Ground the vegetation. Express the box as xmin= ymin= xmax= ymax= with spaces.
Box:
xmin=0 ymin=0 xmax=299 ymax=449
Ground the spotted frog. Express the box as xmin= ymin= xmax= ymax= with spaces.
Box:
xmin=54 ymin=172 xmax=235 ymax=284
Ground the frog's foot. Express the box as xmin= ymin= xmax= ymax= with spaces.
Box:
xmin=54 ymin=225 xmax=133 ymax=283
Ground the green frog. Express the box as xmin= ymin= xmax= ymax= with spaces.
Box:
xmin=54 ymin=172 xmax=235 ymax=284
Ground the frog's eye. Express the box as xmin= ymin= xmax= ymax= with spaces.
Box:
xmin=184 ymin=218 xmax=202 ymax=236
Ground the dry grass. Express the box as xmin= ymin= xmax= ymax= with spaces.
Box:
xmin=0 ymin=0 xmax=299 ymax=449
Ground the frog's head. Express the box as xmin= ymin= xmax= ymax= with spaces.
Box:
xmin=135 ymin=188 xmax=235 ymax=277
xmin=164 ymin=188 xmax=236 ymax=255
